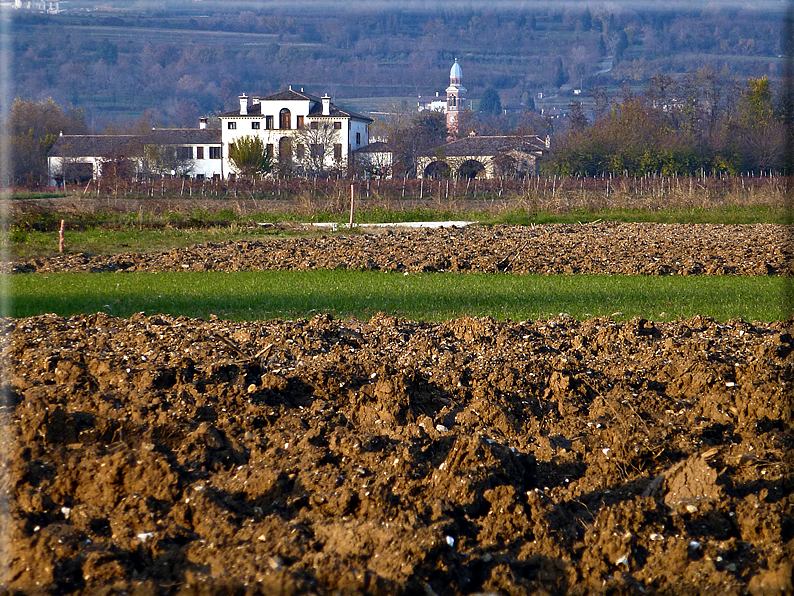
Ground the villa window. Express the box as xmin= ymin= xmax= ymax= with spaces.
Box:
xmin=228 ymin=121 xmax=237 ymax=130
xmin=334 ymin=144 xmax=342 ymax=160
xmin=252 ymin=121 xmax=260 ymax=130
xmin=297 ymin=116 xmax=305 ymax=128
xmin=209 ymin=146 xmax=222 ymax=159
xmin=176 ymin=146 xmax=193 ymax=160
xmin=333 ymin=121 xmax=342 ymax=130
xmin=355 ymin=132 xmax=361 ymax=145
xmin=196 ymin=146 xmax=204 ymax=159
xmin=265 ymin=116 xmax=274 ymax=129
xmin=280 ymin=108 xmax=291 ymax=129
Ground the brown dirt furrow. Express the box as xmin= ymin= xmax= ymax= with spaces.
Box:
xmin=7 ymin=222 xmax=793 ymax=276
xmin=2 ymin=312 xmax=792 ymax=595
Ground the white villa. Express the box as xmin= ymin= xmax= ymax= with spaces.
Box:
xmin=47 ymin=91 xmax=372 ymax=184
xmin=220 ymin=88 xmax=372 ymax=177
xmin=14 ymin=0 xmax=60 ymax=12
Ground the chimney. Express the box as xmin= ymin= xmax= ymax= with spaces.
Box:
xmin=239 ymin=94 xmax=248 ymax=116
xmin=199 ymin=117 xmax=207 ymax=130
xmin=252 ymin=96 xmax=260 ymax=106
xmin=322 ymin=94 xmax=331 ymax=116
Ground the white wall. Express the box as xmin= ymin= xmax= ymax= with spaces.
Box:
xmin=348 ymin=120 xmax=369 ymax=154
xmin=189 ymin=146 xmax=224 ymax=178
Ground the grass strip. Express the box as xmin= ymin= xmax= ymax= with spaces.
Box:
xmin=5 ymin=227 xmax=287 ymax=261
xmin=5 ymin=204 xmax=790 ymax=260
xmin=6 ymin=271 xmax=791 ymax=323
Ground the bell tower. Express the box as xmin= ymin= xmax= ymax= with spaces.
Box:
xmin=446 ymin=58 xmax=467 ymax=137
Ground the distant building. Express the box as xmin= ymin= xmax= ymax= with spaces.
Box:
xmin=418 ymin=59 xmax=467 ymax=137
xmin=417 ymin=134 xmax=547 ymax=180
xmin=218 ymin=88 xmax=372 ymax=177
xmin=47 ymin=121 xmax=223 ymax=186
xmin=14 ymin=0 xmax=60 ymax=13
xmin=417 ymin=92 xmax=448 ymax=113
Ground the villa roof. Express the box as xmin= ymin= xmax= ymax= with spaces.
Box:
xmin=264 ymin=88 xmax=322 ymax=102
xmin=47 ymin=135 xmax=142 ymax=158
xmin=354 ymin=141 xmax=391 ymax=154
xmin=220 ymin=89 xmax=373 ymax=123
xmin=48 ymin=129 xmax=222 ymax=158
xmin=422 ymin=135 xmax=546 ymax=157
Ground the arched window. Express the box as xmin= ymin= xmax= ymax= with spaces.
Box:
xmin=424 ymin=161 xmax=450 ymax=179
xmin=448 ymin=95 xmax=456 ymax=107
xmin=458 ymin=159 xmax=485 ymax=180
xmin=279 ymin=137 xmax=292 ymax=162
xmin=280 ymin=108 xmax=291 ymax=129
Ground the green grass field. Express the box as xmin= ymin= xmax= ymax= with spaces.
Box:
xmin=6 ymin=271 xmax=790 ymax=322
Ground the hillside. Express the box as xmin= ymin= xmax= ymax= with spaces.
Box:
xmin=10 ymin=2 xmax=788 ymax=129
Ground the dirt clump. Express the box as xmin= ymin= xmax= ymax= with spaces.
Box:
xmin=2 ymin=312 xmax=792 ymax=595
xmin=7 ymin=222 xmax=792 ymax=276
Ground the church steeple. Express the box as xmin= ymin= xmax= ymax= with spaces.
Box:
xmin=446 ymin=58 xmax=467 ymax=137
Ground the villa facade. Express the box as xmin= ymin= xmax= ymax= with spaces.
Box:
xmin=219 ymin=89 xmax=372 ymax=177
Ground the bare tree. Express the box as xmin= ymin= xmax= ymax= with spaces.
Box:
xmin=379 ymin=105 xmax=447 ymax=178
xmin=292 ymin=122 xmax=345 ymax=177
xmin=140 ymin=144 xmax=194 ymax=178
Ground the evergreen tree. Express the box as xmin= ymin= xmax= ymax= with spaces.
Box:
xmin=228 ymin=135 xmax=272 ymax=179
xmin=553 ymin=57 xmax=567 ymax=89
xmin=568 ymin=101 xmax=589 ymax=131
xmin=614 ymin=30 xmax=629 ymax=63
xmin=480 ymin=87 xmax=502 ymax=115
xmin=580 ymin=7 xmax=592 ymax=32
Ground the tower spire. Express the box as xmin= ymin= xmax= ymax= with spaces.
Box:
xmin=446 ymin=59 xmax=467 ymax=138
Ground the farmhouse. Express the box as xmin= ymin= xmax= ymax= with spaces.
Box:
xmin=47 ymin=123 xmax=223 ymax=185
xmin=48 ymin=90 xmax=373 ymax=184
xmin=219 ymin=89 xmax=372 ymax=177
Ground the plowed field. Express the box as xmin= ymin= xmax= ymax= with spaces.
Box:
xmin=3 ymin=223 xmax=792 ymax=595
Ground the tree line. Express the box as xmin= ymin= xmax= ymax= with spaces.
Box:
xmin=544 ymin=74 xmax=791 ymax=177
